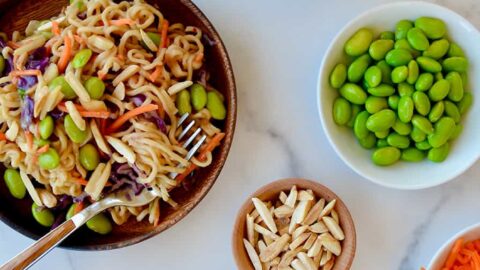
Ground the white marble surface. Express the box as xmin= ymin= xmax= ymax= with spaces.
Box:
xmin=1 ymin=0 xmax=480 ymax=269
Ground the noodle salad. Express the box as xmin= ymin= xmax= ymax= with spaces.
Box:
xmin=0 ymin=0 xmax=226 ymax=233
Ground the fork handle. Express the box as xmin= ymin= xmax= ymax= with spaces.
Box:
xmin=0 ymin=219 xmax=76 ymax=270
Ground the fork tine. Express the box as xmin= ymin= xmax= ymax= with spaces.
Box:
xmin=177 ymin=113 xmax=190 ymax=128
xmin=182 ymin=128 xmax=201 ymax=149
xmin=178 ymin=119 xmax=195 ymax=141
xmin=185 ymin=135 xmax=207 ymax=160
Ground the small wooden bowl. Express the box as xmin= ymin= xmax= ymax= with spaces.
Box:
xmin=232 ymin=178 xmax=356 ymax=270
xmin=0 ymin=0 xmax=236 ymax=250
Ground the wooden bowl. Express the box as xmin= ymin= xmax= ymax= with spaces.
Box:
xmin=232 ymin=178 xmax=356 ymax=270
xmin=0 ymin=0 xmax=236 ymax=250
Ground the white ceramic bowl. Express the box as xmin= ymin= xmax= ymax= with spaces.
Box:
xmin=428 ymin=222 xmax=480 ymax=269
xmin=317 ymin=1 xmax=480 ymax=189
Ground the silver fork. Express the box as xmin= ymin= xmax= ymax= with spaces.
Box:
xmin=0 ymin=113 xmax=206 ymax=270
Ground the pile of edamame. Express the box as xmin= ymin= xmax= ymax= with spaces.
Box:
xmin=176 ymin=83 xmax=226 ymax=121
xmin=330 ymin=17 xmax=473 ymax=166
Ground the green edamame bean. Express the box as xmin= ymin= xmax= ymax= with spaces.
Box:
xmin=64 ymin=115 xmax=88 ymax=144
xmin=79 ymin=144 xmax=100 ymax=171
xmin=84 ymin=77 xmax=105 ymax=99
xmin=364 ymin=66 xmax=382 ymax=87
xmin=428 ymin=142 xmax=450 ymax=162
xmin=190 ymin=83 xmax=207 ymax=111
xmin=387 ymin=132 xmax=410 ymax=149
xmin=39 ymin=148 xmax=60 ymax=170
xmin=448 ymin=43 xmax=465 ymax=57
xmin=72 ymin=48 xmax=93 ymax=69
xmin=207 ymin=91 xmax=227 ymax=120
xmin=444 ymin=101 xmax=461 ymax=123
xmin=380 ymin=31 xmax=395 ymax=40
xmin=442 ymin=57 xmax=468 ymax=73
xmin=386 ymin=49 xmax=413 ymax=67
xmin=377 ymin=138 xmax=389 ymax=148
xmin=66 ymin=204 xmax=76 ymax=220
xmin=344 ymin=28 xmax=374 ymax=56
xmin=330 ymin=63 xmax=347 ymax=89
xmin=416 ymin=57 xmax=442 ymax=73
xmin=415 ymin=73 xmax=434 ymax=91
xmin=354 ymin=111 xmax=370 ymax=139
xmin=4 ymin=168 xmax=26 ymax=199
xmin=460 ymin=72 xmax=468 ymax=88
xmin=411 ymin=126 xmax=427 ymax=143
xmin=428 ymin=79 xmax=450 ymax=102
xmin=177 ymin=90 xmax=192 ymax=115
xmin=392 ymin=119 xmax=412 ymax=136
xmin=376 ymin=60 xmax=393 ymax=85
xmin=340 ymin=83 xmax=367 ymax=104
xmin=395 ymin=20 xmax=414 ymax=40
xmin=0 ymin=56 xmax=5 ymax=75
xmin=457 ymin=92 xmax=472 ymax=114
xmin=412 ymin=115 xmax=434 ymax=134
xmin=427 ymin=117 xmax=456 ymax=148
xmin=446 ymin=72 xmax=464 ymax=102
xmin=358 ymin=133 xmax=376 ymax=149
xmin=450 ymin=124 xmax=463 ymax=140
xmin=388 ymin=95 xmax=400 ymax=110
xmin=407 ymin=60 xmax=419 ymax=84
xmin=415 ymin=17 xmax=446 ymax=39
xmin=49 ymin=76 xmax=76 ymax=99
xmin=401 ymin=148 xmax=425 ymax=162
xmin=375 ymin=130 xmax=390 ymax=139
xmin=435 ymin=72 xmax=443 ymax=81
xmin=70 ymin=0 xmax=86 ymax=12
xmin=372 ymin=146 xmax=401 ymax=166
xmin=416 ymin=140 xmax=432 ymax=150
xmin=398 ymin=82 xmax=414 ymax=97
xmin=86 ymin=213 xmax=112 ymax=235
xmin=147 ymin=32 xmax=161 ymax=46
xmin=347 ymin=54 xmax=371 ymax=83
xmin=394 ymin=39 xmax=419 ymax=57
xmin=398 ymin=96 xmax=414 ymax=123
xmin=333 ymin=97 xmax=352 ymax=126
xmin=423 ymin=39 xmax=449 ymax=59
xmin=407 ymin=28 xmax=429 ymax=51
xmin=32 ymin=203 xmax=55 ymax=227
xmin=365 ymin=96 xmax=388 ymax=114
xmin=39 ymin=115 xmax=54 ymax=140
xmin=391 ymin=66 xmax=408 ymax=83
xmin=412 ymin=91 xmax=431 ymax=116
xmin=366 ymin=109 xmax=396 ymax=132
xmin=428 ymin=101 xmax=444 ymax=123
xmin=368 ymin=84 xmax=395 ymax=97
xmin=347 ymin=104 xmax=361 ymax=128
xmin=369 ymin=39 xmax=394 ymax=61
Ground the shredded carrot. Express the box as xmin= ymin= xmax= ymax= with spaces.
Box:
xmin=36 ymin=145 xmax=49 ymax=154
xmin=157 ymin=103 xmax=165 ymax=119
xmin=110 ymin=19 xmax=134 ymax=26
xmin=73 ymin=35 xmax=85 ymax=45
xmin=57 ymin=102 xmax=110 ymax=119
xmin=107 ymin=104 xmax=158 ymax=133
xmin=58 ymin=36 xmax=72 ymax=73
xmin=160 ymin=20 xmax=169 ymax=48
xmin=25 ymin=131 xmax=33 ymax=150
xmin=74 ymin=201 xmax=84 ymax=214
xmin=99 ymin=118 xmax=107 ymax=135
xmin=0 ymin=132 xmax=6 ymax=141
xmin=148 ymin=66 xmax=162 ymax=82
xmin=52 ymin=21 xmax=61 ymax=36
xmin=9 ymin=70 xmax=41 ymax=77
xmin=75 ymin=178 xmax=89 ymax=186
xmin=446 ymin=238 xmax=465 ymax=267
xmin=441 ymin=238 xmax=480 ymax=270
xmin=97 ymin=71 xmax=107 ymax=80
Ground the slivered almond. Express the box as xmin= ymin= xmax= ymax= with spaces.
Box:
xmin=65 ymin=101 xmax=86 ymax=131
xmin=291 ymin=200 xmax=313 ymax=225
xmin=297 ymin=190 xmax=314 ymax=201
xmin=260 ymin=234 xmax=290 ymax=262
xmin=280 ymin=247 xmax=303 ymax=267
xmin=264 ymin=234 xmax=274 ymax=246
xmin=140 ymin=29 xmax=158 ymax=52
xmin=285 ymin=186 xmax=297 ymax=208
xmin=319 ymin=199 xmax=336 ymax=219
xmin=318 ymin=233 xmax=341 ymax=256
xmin=303 ymin=233 xmax=317 ymax=250
xmin=251 ymin=209 xmax=259 ymax=219
xmin=255 ymin=224 xmax=279 ymax=240
xmin=291 ymin=259 xmax=307 ymax=270
xmin=278 ymin=266 xmax=293 ymax=270
xmin=252 ymin=198 xmax=278 ymax=234
xmin=279 ymin=191 xmax=288 ymax=204
xmin=5 ymin=121 xmax=19 ymax=141
xmin=331 ymin=210 xmax=339 ymax=224
xmin=38 ymin=189 xmax=57 ymax=208
xmin=322 ymin=216 xmax=345 ymax=241
xmin=243 ymin=239 xmax=263 ymax=270
xmin=288 ymin=233 xmax=310 ymax=250
xmin=292 ymin=225 xmax=308 ymax=240
xmin=65 ymin=71 xmax=91 ymax=103
xmin=323 ymin=258 xmax=334 ymax=270
xmin=258 ymin=240 xmax=267 ymax=254
xmin=106 ymin=136 xmax=136 ymax=163
xmin=247 ymin=214 xmax=255 ymax=245
xmin=302 ymin=198 xmax=325 ymax=225
xmin=309 ymin=221 xmax=328 ymax=234
xmin=320 ymin=250 xmax=332 ymax=266
xmin=20 ymin=171 xmax=42 ymax=206
xmin=112 ymin=82 xmax=125 ymax=100
xmin=274 ymin=205 xmax=294 ymax=218
xmin=297 ymin=252 xmax=316 ymax=270
xmin=313 ymin=249 xmax=323 ymax=266
xmin=167 ymin=80 xmax=193 ymax=95
xmin=88 ymin=35 xmax=114 ymax=51
xmin=90 ymin=120 xmax=111 ymax=155
xmin=307 ymin=236 xmax=323 ymax=257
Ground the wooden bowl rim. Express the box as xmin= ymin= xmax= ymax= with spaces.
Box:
xmin=232 ymin=178 xmax=356 ymax=270
xmin=0 ymin=0 xmax=237 ymax=250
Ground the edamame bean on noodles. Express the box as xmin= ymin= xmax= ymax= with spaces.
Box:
xmin=0 ymin=0 xmax=227 ymax=232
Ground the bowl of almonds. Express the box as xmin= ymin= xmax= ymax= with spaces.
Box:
xmin=232 ymin=178 xmax=356 ymax=270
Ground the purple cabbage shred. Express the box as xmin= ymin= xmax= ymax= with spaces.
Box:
xmin=20 ymin=96 xmax=34 ymax=130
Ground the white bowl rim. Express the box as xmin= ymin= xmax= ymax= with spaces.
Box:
xmin=427 ymin=222 xmax=480 ymax=269
xmin=317 ymin=1 xmax=480 ymax=190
